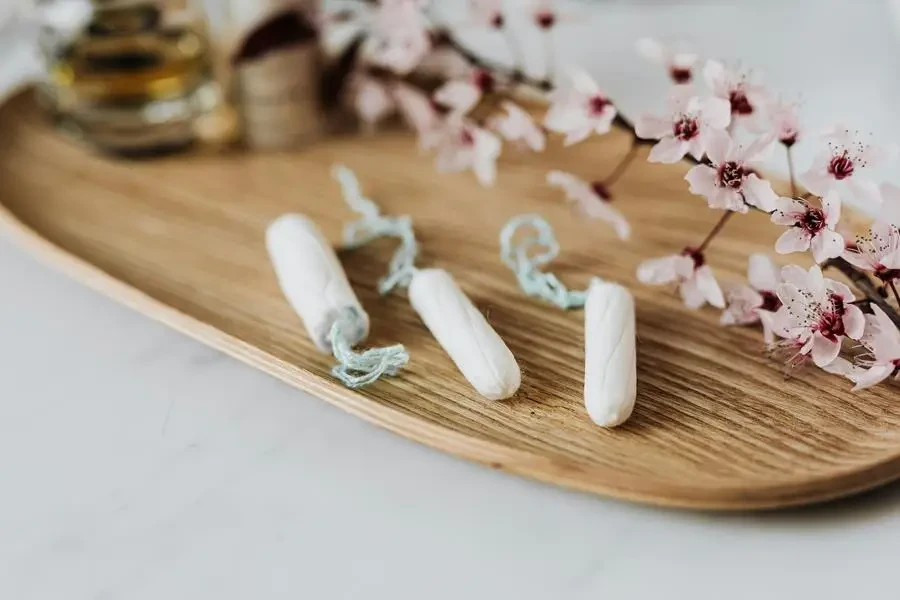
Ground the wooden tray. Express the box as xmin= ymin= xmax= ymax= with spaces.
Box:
xmin=3 ymin=89 xmax=899 ymax=510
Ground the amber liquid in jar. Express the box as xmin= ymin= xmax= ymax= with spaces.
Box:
xmin=42 ymin=3 xmax=220 ymax=157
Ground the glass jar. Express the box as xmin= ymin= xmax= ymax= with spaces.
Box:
xmin=36 ymin=0 xmax=225 ymax=157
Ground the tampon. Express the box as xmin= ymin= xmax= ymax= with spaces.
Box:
xmin=583 ymin=278 xmax=637 ymax=427
xmin=266 ymin=214 xmax=369 ymax=353
xmin=408 ymin=268 xmax=521 ymax=400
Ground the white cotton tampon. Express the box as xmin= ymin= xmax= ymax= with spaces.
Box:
xmin=408 ymin=269 xmax=521 ymax=400
xmin=584 ymin=279 xmax=637 ymax=427
xmin=266 ymin=214 xmax=369 ymax=353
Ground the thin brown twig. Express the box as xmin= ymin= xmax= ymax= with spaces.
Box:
xmin=786 ymin=144 xmax=797 ymax=197
xmin=697 ymin=211 xmax=735 ymax=253
xmin=603 ymin=141 xmax=639 ymax=187
xmin=890 ymin=281 xmax=900 ymax=308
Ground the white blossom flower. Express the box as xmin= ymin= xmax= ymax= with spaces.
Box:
xmin=636 ymin=37 xmax=698 ymax=84
xmin=774 ymin=264 xmax=866 ymax=367
xmin=637 ymin=248 xmax=725 ymax=309
xmin=684 ymin=130 xmax=777 ymax=213
xmin=703 ymin=60 xmax=771 ymax=128
xmin=489 ymin=102 xmax=546 ymax=152
xmin=544 ymin=68 xmax=616 ymax=146
xmin=428 ymin=116 xmax=502 ymax=187
xmin=721 ymin=254 xmax=783 ymax=343
xmin=636 ymin=87 xmax=730 ymax=163
xmin=771 ymin=192 xmax=844 ymax=264
xmin=546 ymin=170 xmax=630 ymax=240
xmin=799 ymin=125 xmax=897 ymax=206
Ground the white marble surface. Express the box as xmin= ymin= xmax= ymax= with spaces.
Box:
xmin=4 ymin=2 xmax=900 ymax=598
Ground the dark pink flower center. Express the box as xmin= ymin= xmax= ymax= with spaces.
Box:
xmin=591 ymin=181 xmax=612 ymax=201
xmin=780 ymin=129 xmax=798 ymax=147
xmin=800 ymin=207 xmax=826 ymax=235
xmin=490 ymin=13 xmax=504 ymax=28
xmin=683 ymin=247 xmax=704 ymax=268
xmin=728 ymin=90 xmax=753 ymax=115
xmin=670 ymin=67 xmax=692 ymax=84
xmin=588 ymin=95 xmax=611 ymax=116
xmin=815 ymin=311 xmax=846 ymax=343
xmin=828 ymin=153 xmax=855 ymax=180
xmin=473 ymin=70 xmax=495 ymax=93
xmin=758 ymin=290 xmax=782 ymax=313
xmin=460 ymin=128 xmax=475 ymax=146
xmin=811 ymin=292 xmax=850 ymax=343
xmin=717 ymin=161 xmax=745 ymax=189
xmin=673 ymin=117 xmax=699 ymax=141
xmin=535 ymin=11 xmax=556 ymax=29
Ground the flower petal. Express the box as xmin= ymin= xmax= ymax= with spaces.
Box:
xmin=810 ymin=332 xmax=841 ymax=368
xmin=635 ymin=114 xmax=672 ymax=140
xmin=810 ymin=230 xmax=845 ymax=263
xmin=742 ymin=174 xmax=778 ymax=212
xmin=637 ymin=255 xmax=680 ymax=285
xmin=704 ymin=129 xmax=731 ymax=165
xmin=775 ymin=228 xmax=811 ymax=255
xmin=747 ymin=253 xmax=779 ymax=291
xmin=851 ymin=365 xmax=896 ymax=391
xmin=695 ymin=265 xmax=725 ymax=308
xmin=433 ymin=80 xmax=481 ymax=114
xmin=685 ymin=164 xmax=718 ymax=197
xmin=822 ymin=190 xmax=841 ymax=227
xmin=648 ymin=137 xmax=688 ymax=163
xmin=843 ymin=304 xmax=866 ymax=340
xmin=700 ymin=97 xmax=731 ymax=130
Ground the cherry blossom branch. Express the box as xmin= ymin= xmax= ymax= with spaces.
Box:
xmin=890 ymin=281 xmax=900 ymax=308
xmin=433 ymin=32 xmax=900 ymax=325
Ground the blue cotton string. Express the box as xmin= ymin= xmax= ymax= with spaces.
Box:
xmin=499 ymin=214 xmax=588 ymax=310
xmin=333 ymin=164 xmax=419 ymax=295
xmin=329 ymin=308 xmax=409 ymax=389
xmin=324 ymin=165 xmax=416 ymax=389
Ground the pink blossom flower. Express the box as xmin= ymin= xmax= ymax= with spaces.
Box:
xmin=546 ymin=170 xmax=631 ymax=240
xmin=842 ymin=222 xmax=900 ymax=283
xmin=765 ymin=98 xmax=801 ymax=146
xmin=850 ymin=305 xmax=900 ymax=390
xmin=467 ymin=0 xmax=504 ymax=28
xmin=363 ymin=0 xmax=431 ymax=75
xmin=428 ymin=116 xmax=502 ymax=187
xmin=799 ymin=126 xmax=897 ymax=206
xmin=432 ymin=70 xmax=495 ymax=115
xmin=771 ymin=192 xmax=844 ymax=263
xmin=635 ymin=38 xmax=698 ymax=85
xmin=544 ymin=68 xmax=616 ymax=146
xmin=774 ymin=264 xmax=866 ymax=367
xmin=684 ymin=130 xmax=777 ymax=213
xmin=703 ymin=60 xmax=771 ymax=127
xmin=635 ymin=87 xmax=730 ymax=163
xmin=637 ymin=248 xmax=725 ymax=309
xmin=720 ymin=254 xmax=783 ymax=343
xmin=488 ymin=102 xmax=546 ymax=152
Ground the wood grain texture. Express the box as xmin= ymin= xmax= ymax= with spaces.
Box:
xmin=2 ymin=90 xmax=899 ymax=510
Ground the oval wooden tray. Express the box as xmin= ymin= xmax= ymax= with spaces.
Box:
xmin=3 ymin=90 xmax=899 ymax=510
